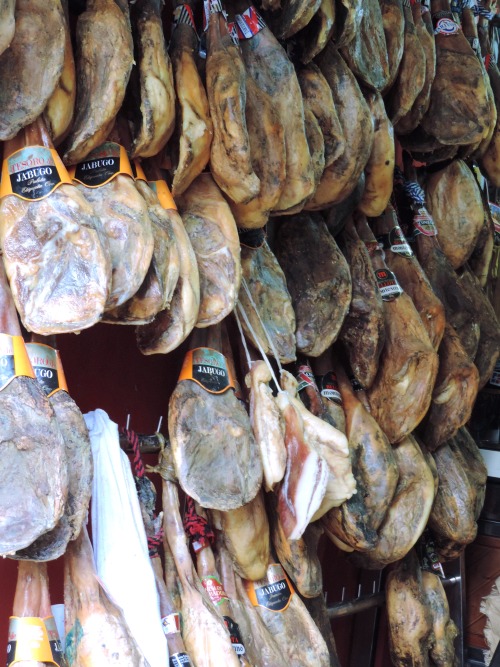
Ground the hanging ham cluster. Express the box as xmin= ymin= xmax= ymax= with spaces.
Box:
xmin=1 ymin=0 xmax=500 ymax=665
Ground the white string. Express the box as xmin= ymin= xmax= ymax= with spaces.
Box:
xmin=234 ymin=307 xmax=253 ymax=373
xmin=236 ymin=302 xmax=284 ymax=393
xmin=240 ymin=275 xmax=284 ymax=375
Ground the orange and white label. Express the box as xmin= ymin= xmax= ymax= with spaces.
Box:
xmin=0 ymin=334 xmax=35 ymax=392
xmin=178 ymin=348 xmax=236 ymax=394
xmin=7 ymin=617 xmax=59 ymax=666
xmin=26 ymin=343 xmax=69 ymax=397
xmin=69 ymin=142 xmax=134 ymax=187
xmin=244 ymin=564 xmax=294 ymax=613
xmin=148 ymin=180 xmax=177 ymax=210
xmin=0 ymin=146 xmax=72 ymax=201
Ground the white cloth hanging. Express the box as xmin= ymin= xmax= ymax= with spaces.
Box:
xmin=84 ymin=408 xmax=168 ymax=667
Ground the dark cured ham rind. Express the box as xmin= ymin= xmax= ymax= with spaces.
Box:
xmin=421 ymin=323 xmax=479 ymax=451
xmin=0 ymin=0 xmax=65 ymax=141
xmin=275 ymin=214 xmax=352 ymax=358
xmin=340 ymin=0 xmax=390 ymax=91
xmin=338 ymin=217 xmax=385 ymax=389
xmin=62 ymin=0 xmax=134 ymax=164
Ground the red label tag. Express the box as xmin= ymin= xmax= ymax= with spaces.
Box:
xmin=413 ymin=207 xmax=438 ymax=237
xmin=296 ymin=364 xmax=316 ymax=392
xmin=235 ymin=6 xmax=266 ymax=39
xmin=201 ymin=576 xmax=230 ymax=606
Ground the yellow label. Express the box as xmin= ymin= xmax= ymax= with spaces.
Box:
xmin=69 ymin=142 xmax=134 ymax=187
xmin=0 ymin=147 xmax=72 ymax=201
xmin=25 ymin=343 xmax=69 ymax=397
xmin=7 ymin=616 xmax=58 ymax=665
xmin=149 ymin=180 xmax=177 ymax=210
xmin=0 ymin=334 xmax=35 ymax=392
xmin=133 ymin=160 xmax=148 ymax=182
xmin=178 ymin=347 xmax=236 ymax=394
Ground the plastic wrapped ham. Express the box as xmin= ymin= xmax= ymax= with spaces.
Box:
xmin=84 ymin=408 xmax=168 ymax=667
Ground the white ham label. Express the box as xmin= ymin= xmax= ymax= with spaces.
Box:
xmin=161 ymin=612 xmax=182 ymax=636
xmin=433 ymin=16 xmax=459 ymax=35
xmin=377 ymin=227 xmax=413 ymax=257
xmin=317 ymin=371 xmax=342 ymax=404
xmin=374 ymin=268 xmax=403 ymax=301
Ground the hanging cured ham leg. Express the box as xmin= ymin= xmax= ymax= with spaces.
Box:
xmin=0 ymin=261 xmax=67 ymax=557
xmin=0 ymin=0 xmax=14 ymax=57
xmin=371 ymin=205 xmax=445 ymax=351
xmin=354 ymin=212 xmax=438 ymax=443
xmin=242 ymin=559 xmax=330 ymax=666
xmin=338 ymin=216 xmax=385 ymax=389
xmin=420 ymin=0 xmax=491 ymax=146
xmin=168 ymin=324 xmax=262 ymax=510
xmin=64 ymin=526 xmax=149 ymax=666
xmin=236 ymin=2 xmax=315 ymax=213
xmin=161 ymin=458 xmax=240 ymax=667
xmin=14 ymin=334 xmax=92 ymax=561
xmin=177 ymin=173 xmax=241 ymax=328
xmin=9 ymin=561 xmax=45 ymax=667
xmin=216 ymin=538 xmax=287 ymax=667
xmin=136 ymin=160 xmax=200 ymax=354
xmin=275 ymin=214 xmax=351 ymax=358
xmin=322 ymin=363 xmax=398 ymax=551
xmin=245 ymin=359 xmax=287 ymax=492
xmin=394 ymin=167 xmax=480 ymax=359
xmin=127 ymin=0 xmax=175 ymax=158
xmin=421 ymin=323 xmax=479 ymax=451
xmin=274 ymin=386 xmax=329 ymax=540
xmin=169 ymin=0 xmax=212 ymax=196
xmin=43 ymin=0 xmax=76 ymax=146
xmin=277 ymin=370 xmax=355 ymax=527
xmin=238 ymin=236 xmax=296 ymax=365
xmin=62 ymin=0 xmax=134 ymax=164
xmin=0 ymin=117 xmax=110 ymax=334
xmin=206 ymin=6 xmax=259 ymax=204
xmin=0 ymin=0 xmax=65 ymax=141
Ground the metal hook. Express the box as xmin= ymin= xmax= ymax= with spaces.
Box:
xmin=373 ymin=580 xmax=377 ymax=594
xmin=357 ymin=584 xmax=362 ymax=598
xmin=126 ymin=413 xmax=131 ymax=430
xmin=341 ymin=586 xmax=346 ymax=602
xmin=157 ymin=415 xmax=163 ymax=433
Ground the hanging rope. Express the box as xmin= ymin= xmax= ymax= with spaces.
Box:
xmin=183 ymin=495 xmax=214 ymax=552
xmin=119 ymin=427 xmax=145 ymax=478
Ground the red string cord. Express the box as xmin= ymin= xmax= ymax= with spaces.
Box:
xmin=183 ymin=495 xmax=214 ymax=552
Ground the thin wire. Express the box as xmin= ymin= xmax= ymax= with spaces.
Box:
xmin=236 ymin=302 xmax=284 ymax=393
xmin=240 ymin=275 xmax=284 ymax=375
xmin=234 ymin=307 xmax=253 ymax=373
